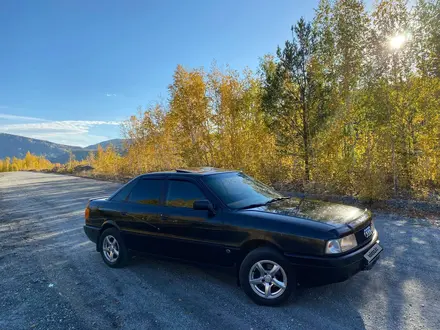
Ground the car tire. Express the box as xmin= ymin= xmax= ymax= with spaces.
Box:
xmin=99 ymin=228 xmax=128 ymax=268
xmin=239 ymin=246 xmax=295 ymax=306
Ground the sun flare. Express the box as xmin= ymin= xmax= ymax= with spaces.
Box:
xmin=389 ymin=34 xmax=406 ymax=49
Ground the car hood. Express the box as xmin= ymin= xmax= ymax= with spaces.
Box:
xmin=246 ymin=197 xmax=369 ymax=227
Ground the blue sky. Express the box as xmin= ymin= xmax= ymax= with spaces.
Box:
xmin=0 ymin=0 xmax=318 ymax=147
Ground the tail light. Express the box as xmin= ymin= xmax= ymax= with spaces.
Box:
xmin=85 ymin=206 xmax=90 ymax=222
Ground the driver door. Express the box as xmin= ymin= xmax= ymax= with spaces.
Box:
xmin=159 ymin=178 xmax=230 ymax=265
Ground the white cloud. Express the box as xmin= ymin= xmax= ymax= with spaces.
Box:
xmin=0 ymin=118 xmax=121 ymax=147
xmin=2 ymin=120 xmax=120 ymax=132
xmin=106 ymin=93 xmax=117 ymax=97
xmin=0 ymin=113 xmax=48 ymax=121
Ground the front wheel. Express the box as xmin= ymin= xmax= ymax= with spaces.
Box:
xmin=99 ymin=228 xmax=128 ymax=268
xmin=239 ymin=247 xmax=295 ymax=306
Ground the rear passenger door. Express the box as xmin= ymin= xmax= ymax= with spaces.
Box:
xmin=96 ymin=178 xmax=138 ymax=229
xmin=120 ymin=178 xmax=168 ymax=252
xmin=159 ymin=179 xmax=229 ymax=265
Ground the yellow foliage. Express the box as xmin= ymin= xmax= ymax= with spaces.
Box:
xmin=86 ymin=64 xmax=440 ymax=201
xmin=0 ymin=152 xmax=53 ymax=172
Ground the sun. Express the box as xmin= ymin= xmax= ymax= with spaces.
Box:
xmin=389 ymin=34 xmax=406 ymax=50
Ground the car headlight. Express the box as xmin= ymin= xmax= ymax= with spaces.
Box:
xmin=325 ymin=234 xmax=358 ymax=254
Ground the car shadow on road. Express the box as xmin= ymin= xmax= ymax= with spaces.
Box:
xmin=125 ymin=251 xmax=368 ymax=329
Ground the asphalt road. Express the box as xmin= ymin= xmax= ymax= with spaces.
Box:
xmin=0 ymin=172 xmax=439 ymax=330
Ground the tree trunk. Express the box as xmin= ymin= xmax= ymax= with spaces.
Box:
xmin=392 ymin=139 xmax=397 ymax=195
xmin=302 ymin=102 xmax=311 ymax=183
xmin=304 ymin=138 xmax=310 ymax=182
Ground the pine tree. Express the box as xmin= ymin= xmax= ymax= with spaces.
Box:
xmin=262 ymin=18 xmax=326 ymax=184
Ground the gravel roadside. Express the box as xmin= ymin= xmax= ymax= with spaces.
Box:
xmin=0 ymin=172 xmax=439 ymax=330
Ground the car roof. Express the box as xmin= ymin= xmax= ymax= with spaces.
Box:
xmin=139 ymin=167 xmax=238 ymax=178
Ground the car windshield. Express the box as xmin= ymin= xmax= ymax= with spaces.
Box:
xmin=203 ymin=172 xmax=283 ymax=209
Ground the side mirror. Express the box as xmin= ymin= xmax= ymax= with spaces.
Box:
xmin=193 ymin=200 xmax=215 ymax=215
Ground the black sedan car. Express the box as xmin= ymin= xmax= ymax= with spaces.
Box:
xmin=84 ymin=168 xmax=382 ymax=305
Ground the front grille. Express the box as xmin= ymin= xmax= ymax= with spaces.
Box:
xmin=354 ymin=221 xmax=374 ymax=247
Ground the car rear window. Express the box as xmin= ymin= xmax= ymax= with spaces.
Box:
xmin=166 ymin=180 xmax=206 ymax=208
xmin=111 ymin=179 xmax=138 ymax=202
xmin=128 ymin=179 xmax=162 ymax=205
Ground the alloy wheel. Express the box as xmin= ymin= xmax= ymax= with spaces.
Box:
xmin=102 ymin=235 xmax=120 ymax=263
xmin=248 ymin=260 xmax=287 ymax=299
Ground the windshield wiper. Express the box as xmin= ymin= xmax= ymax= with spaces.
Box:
xmin=266 ymin=196 xmax=290 ymax=204
xmin=239 ymin=203 xmax=268 ymax=210
xmin=239 ymin=196 xmax=290 ymax=210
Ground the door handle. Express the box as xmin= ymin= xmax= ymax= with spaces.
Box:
xmin=160 ymin=214 xmax=169 ymax=220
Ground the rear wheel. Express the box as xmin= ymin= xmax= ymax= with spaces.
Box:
xmin=99 ymin=228 xmax=128 ymax=268
xmin=239 ymin=247 xmax=295 ymax=306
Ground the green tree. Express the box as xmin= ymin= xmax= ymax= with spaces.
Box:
xmin=262 ymin=18 xmax=327 ymax=184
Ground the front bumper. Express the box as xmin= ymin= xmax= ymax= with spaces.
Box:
xmin=285 ymin=231 xmax=382 ymax=285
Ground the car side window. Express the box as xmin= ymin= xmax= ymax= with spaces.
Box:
xmin=127 ymin=179 xmax=162 ymax=205
xmin=166 ymin=180 xmax=206 ymax=208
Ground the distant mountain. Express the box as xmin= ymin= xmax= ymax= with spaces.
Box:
xmin=0 ymin=133 xmax=127 ymax=164
xmin=86 ymin=139 xmax=126 ymax=151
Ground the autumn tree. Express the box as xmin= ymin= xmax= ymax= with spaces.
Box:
xmin=3 ymin=157 xmax=11 ymax=172
xmin=90 ymin=144 xmax=120 ymax=175
xmin=413 ymin=0 xmax=440 ymax=77
xmin=0 ymin=153 xmax=53 ymax=172
xmin=312 ymin=0 xmax=371 ymax=194
xmin=86 ymin=150 xmax=95 ymax=167
xmin=168 ymin=65 xmax=214 ymax=167
xmin=207 ymin=66 xmax=281 ymax=182
xmin=121 ymin=105 xmax=184 ymax=175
